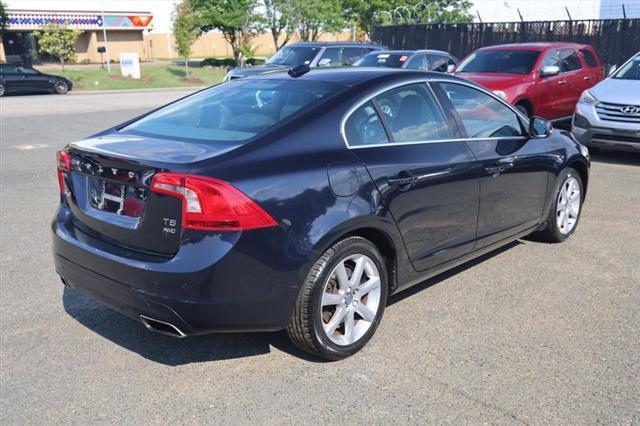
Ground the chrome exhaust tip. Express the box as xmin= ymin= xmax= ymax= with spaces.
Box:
xmin=139 ymin=315 xmax=187 ymax=338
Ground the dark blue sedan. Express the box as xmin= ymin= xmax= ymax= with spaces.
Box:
xmin=53 ymin=67 xmax=590 ymax=360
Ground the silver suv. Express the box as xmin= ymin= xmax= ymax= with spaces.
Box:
xmin=572 ymin=52 xmax=640 ymax=152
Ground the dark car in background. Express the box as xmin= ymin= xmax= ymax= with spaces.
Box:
xmin=53 ymin=68 xmax=590 ymax=360
xmin=0 ymin=64 xmax=72 ymax=96
xmin=223 ymin=42 xmax=385 ymax=81
xmin=454 ymin=42 xmax=604 ymax=121
xmin=352 ymin=49 xmax=458 ymax=72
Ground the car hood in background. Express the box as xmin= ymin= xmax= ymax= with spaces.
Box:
xmin=589 ymin=78 xmax=640 ymax=105
xmin=227 ymin=64 xmax=289 ymax=79
xmin=454 ymin=72 xmax=532 ymax=91
xmin=69 ymin=132 xmax=239 ymax=164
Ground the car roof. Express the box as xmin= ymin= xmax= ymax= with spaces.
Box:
xmin=364 ymin=49 xmax=452 ymax=56
xmin=242 ymin=66 xmax=466 ymax=87
xmin=287 ymin=41 xmax=385 ymax=48
xmin=477 ymin=42 xmax=591 ymax=52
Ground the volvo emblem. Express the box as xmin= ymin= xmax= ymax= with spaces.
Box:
xmin=620 ymin=105 xmax=639 ymax=114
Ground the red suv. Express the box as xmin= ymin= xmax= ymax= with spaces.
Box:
xmin=454 ymin=42 xmax=604 ymax=121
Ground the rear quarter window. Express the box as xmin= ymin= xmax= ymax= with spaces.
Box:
xmin=581 ymin=49 xmax=599 ymax=67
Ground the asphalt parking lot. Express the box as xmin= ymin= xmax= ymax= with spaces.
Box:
xmin=1 ymin=90 xmax=639 ymax=424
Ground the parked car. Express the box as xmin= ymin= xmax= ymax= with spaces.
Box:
xmin=454 ymin=42 xmax=604 ymax=121
xmin=223 ymin=42 xmax=385 ymax=82
xmin=572 ymin=52 xmax=640 ymax=152
xmin=53 ymin=68 xmax=590 ymax=360
xmin=352 ymin=49 xmax=458 ymax=72
xmin=0 ymin=64 xmax=72 ymax=96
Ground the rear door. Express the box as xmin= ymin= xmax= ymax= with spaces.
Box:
xmin=18 ymin=67 xmax=51 ymax=92
xmin=435 ymin=81 xmax=551 ymax=247
xmin=0 ymin=64 xmax=25 ymax=92
xmin=345 ymin=82 xmax=479 ymax=272
xmin=557 ymin=48 xmax=585 ymax=117
xmin=579 ymin=47 xmax=604 ymax=88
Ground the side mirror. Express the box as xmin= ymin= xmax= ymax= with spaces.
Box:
xmin=446 ymin=64 xmax=455 ymax=73
xmin=540 ymin=65 xmax=560 ymax=77
xmin=529 ymin=116 xmax=552 ymax=138
xmin=318 ymin=58 xmax=332 ymax=67
xmin=608 ymin=64 xmax=618 ymax=76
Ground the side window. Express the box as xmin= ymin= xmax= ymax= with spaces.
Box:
xmin=428 ymin=54 xmax=450 ymax=72
xmin=439 ymin=82 xmax=524 ymax=138
xmin=406 ymin=55 xmax=427 ymax=70
xmin=580 ymin=49 xmax=598 ymax=68
xmin=342 ymin=47 xmax=369 ymax=65
xmin=0 ymin=64 xmax=19 ymax=74
xmin=344 ymin=101 xmax=389 ymax=147
xmin=318 ymin=48 xmax=341 ymax=66
xmin=559 ymin=49 xmax=582 ymax=72
xmin=541 ymin=50 xmax=560 ymax=69
xmin=375 ymin=83 xmax=451 ymax=143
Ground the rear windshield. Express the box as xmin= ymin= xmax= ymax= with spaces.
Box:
xmin=266 ymin=46 xmax=321 ymax=67
xmin=123 ymin=79 xmax=339 ymax=143
xmin=613 ymin=54 xmax=640 ymax=80
xmin=457 ymin=50 xmax=541 ymax=74
xmin=353 ymin=53 xmax=409 ymax=68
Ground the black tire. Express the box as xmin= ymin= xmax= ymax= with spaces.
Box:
xmin=533 ymin=167 xmax=584 ymax=243
xmin=0 ymin=83 xmax=5 ymax=97
xmin=53 ymin=80 xmax=69 ymax=95
xmin=287 ymin=236 xmax=388 ymax=360
xmin=515 ymin=103 xmax=530 ymax=117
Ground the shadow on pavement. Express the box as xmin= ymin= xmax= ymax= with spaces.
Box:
xmin=62 ymin=287 xmax=323 ymax=365
xmin=589 ymin=150 xmax=640 ymax=166
xmin=63 ymin=240 xmax=523 ymax=365
xmin=388 ymin=240 xmax=522 ymax=306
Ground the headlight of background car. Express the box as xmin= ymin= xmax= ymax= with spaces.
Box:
xmin=493 ymin=90 xmax=507 ymax=101
xmin=578 ymin=90 xmax=598 ymax=105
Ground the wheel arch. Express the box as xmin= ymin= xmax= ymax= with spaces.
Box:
xmin=514 ymin=97 xmax=534 ymax=116
xmin=309 ymin=218 xmax=403 ymax=295
xmin=567 ymin=156 xmax=589 ymax=198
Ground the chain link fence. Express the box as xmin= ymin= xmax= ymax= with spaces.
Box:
xmin=372 ymin=19 xmax=640 ymax=67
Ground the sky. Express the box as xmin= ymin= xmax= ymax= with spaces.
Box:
xmin=6 ymin=0 xmax=640 ymax=33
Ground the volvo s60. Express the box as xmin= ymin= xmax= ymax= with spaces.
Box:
xmin=53 ymin=68 xmax=590 ymax=360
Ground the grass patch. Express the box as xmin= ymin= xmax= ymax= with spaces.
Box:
xmin=43 ymin=65 xmax=227 ymax=91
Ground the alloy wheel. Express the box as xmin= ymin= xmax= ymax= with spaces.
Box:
xmin=320 ymin=254 xmax=382 ymax=346
xmin=54 ymin=81 xmax=68 ymax=94
xmin=556 ymin=176 xmax=581 ymax=235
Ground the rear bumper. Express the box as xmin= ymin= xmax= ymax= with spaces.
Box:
xmin=53 ymin=206 xmax=301 ymax=335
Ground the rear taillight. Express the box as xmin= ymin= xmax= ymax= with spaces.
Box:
xmin=150 ymin=173 xmax=277 ymax=231
xmin=56 ymin=150 xmax=70 ymax=193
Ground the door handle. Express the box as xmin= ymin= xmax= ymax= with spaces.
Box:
xmin=558 ymin=80 xmax=567 ymax=85
xmin=388 ymin=169 xmax=452 ymax=187
xmin=495 ymin=156 xmax=516 ymax=167
xmin=583 ymin=76 xmax=592 ymax=81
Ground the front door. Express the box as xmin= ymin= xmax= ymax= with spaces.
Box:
xmin=435 ymin=81 xmax=551 ymax=248
xmin=344 ymin=82 xmax=479 ymax=272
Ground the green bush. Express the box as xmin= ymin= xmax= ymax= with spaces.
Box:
xmin=201 ymin=57 xmax=266 ymax=68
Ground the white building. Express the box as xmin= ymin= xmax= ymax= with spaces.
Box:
xmin=470 ymin=0 xmax=640 ymax=22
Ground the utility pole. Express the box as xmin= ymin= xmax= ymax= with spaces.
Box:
xmin=101 ymin=1 xmax=111 ymax=73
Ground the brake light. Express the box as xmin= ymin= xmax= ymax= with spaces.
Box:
xmin=56 ymin=150 xmax=70 ymax=193
xmin=150 ymin=173 xmax=278 ymax=231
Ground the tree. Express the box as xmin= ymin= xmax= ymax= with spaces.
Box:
xmin=263 ymin=0 xmax=298 ymax=50
xmin=293 ymin=0 xmax=345 ymax=42
xmin=188 ymin=0 xmax=262 ymax=65
xmin=0 ymin=1 xmax=8 ymax=36
xmin=34 ymin=23 xmax=83 ymax=70
xmin=343 ymin=0 xmax=473 ymax=37
xmin=173 ymin=1 xmax=201 ymax=78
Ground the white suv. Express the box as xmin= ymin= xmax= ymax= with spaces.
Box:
xmin=572 ymin=52 xmax=640 ymax=152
